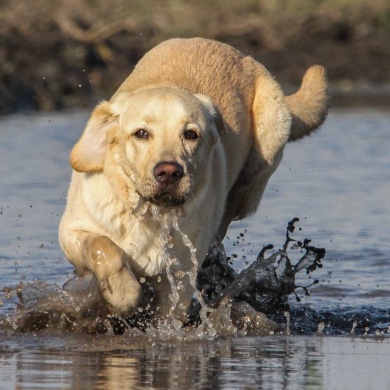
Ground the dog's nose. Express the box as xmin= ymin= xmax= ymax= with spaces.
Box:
xmin=154 ymin=162 xmax=184 ymax=185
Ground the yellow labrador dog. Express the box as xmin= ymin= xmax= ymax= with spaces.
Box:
xmin=59 ymin=37 xmax=327 ymax=325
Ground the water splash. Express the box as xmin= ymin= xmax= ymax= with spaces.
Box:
xmin=0 ymin=281 xmax=109 ymax=334
xmin=172 ymin=218 xmax=217 ymax=338
xmin=282 ymin=306 xmax=390 ymax=336
xmin=160 ymin=210 xmax=183 ymax=330
xmin=197 ymin=218 xmax=325 ymax=316
xmin=2 ymin=217 xmax=389 ymax=338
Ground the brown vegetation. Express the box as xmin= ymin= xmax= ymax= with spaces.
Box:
xmin=1 ymin=0 xmax=390 ymax=114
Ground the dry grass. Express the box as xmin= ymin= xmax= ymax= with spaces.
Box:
xmin=2 ymin=0 xmax=388 ymax=45
xmin=0 ymin=0 xmax=389 ymax=113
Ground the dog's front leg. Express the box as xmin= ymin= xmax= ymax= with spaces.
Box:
xmin=63 ymin=232 xmax=143 ymax=316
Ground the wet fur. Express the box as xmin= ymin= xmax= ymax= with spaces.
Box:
xmin=59 ymin=38 xmax=328 ymax=324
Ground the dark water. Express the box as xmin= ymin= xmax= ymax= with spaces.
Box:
xmin=1 ymin=108 xmax=390 ymax=389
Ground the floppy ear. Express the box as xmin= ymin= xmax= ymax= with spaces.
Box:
xmin=252 ymin=68 xmax=292 ymax=166
xmin=70 ymin=101 xmax=119 ymax=172
xmin=195 ymin=94 xmax=227 ymax=137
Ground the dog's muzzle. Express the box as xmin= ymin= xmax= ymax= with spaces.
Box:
xmin=146 ymin=161 xmax=187 ymax=208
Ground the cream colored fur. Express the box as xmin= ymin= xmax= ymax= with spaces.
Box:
xmin=59 ymin=37 xmax=328 ymax=324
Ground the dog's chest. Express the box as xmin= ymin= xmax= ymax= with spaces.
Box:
xmin=83 ymin=174 xmax=206 ymax=276
xmin=117 ymin=213 xmax=193 ymax=276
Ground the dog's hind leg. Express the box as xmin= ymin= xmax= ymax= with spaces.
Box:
xmin=220 ymin=64 xmax=328 ymax=230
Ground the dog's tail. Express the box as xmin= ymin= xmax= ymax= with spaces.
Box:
xmin=285 ymin=65 xmax=329 ymax=142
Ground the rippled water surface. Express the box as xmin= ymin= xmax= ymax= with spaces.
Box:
xmin=1 ymin=108 xmax=390 ymax=389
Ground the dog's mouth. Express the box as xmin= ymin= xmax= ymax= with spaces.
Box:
xmin=146 ymin=191 xmax=187 ymax=208
xmin=135 ymin=168 xmax=192 ymax=210
xmin=133 ymin=190 xmax=188 ymax=218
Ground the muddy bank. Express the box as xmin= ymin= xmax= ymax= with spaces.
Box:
xmin=1 ymin=1 xmax=390 ymax=114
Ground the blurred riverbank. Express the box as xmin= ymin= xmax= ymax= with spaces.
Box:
xmin=1 ymin=0 xmax=390 ymax=114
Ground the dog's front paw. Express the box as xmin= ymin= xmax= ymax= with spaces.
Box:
xmin=100 ymin=267 xmax=143 ymax=316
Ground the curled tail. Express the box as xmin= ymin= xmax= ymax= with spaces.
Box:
xmin=285 ymin=65 xmax=329 ymax=142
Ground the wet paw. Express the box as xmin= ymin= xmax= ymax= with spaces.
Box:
xmin=100 ymin=267 xmax=143 ymax=316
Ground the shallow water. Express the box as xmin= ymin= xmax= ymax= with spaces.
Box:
xmin=2 ymin=334 xmax=390 ymax=389
xmin=1 ymin=108 xmax=390 ymax=389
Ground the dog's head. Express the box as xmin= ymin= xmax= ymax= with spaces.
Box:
xmin=70 ymin=87 xmax=226 ymax=209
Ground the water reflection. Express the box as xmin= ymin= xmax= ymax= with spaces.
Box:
xmin=0 ymin=336 xmax=321 ymax=389
xmin=2 ymin=335 xmax=390 ymax=389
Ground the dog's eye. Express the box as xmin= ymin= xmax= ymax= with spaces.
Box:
xmin=184 ymin=130 xmax=199 ymax=140
xmin=134 ymin=129 xmax=149 ymax=139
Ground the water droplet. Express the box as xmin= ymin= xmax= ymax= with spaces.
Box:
xmin=175 ymin=271 xmax=185 ymax=279
xmin=316 ymin=322 xmax=325 ymax=334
